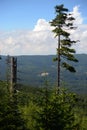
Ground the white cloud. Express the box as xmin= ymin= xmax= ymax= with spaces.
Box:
xmin=71 ymin=24 xmax=87 ymax=54
xmin=69 ymin=6 xmax=87 ymax=54
xmin=71 ymin=6 xmax=83 ymax=25
xmin=0 ymin=19 xmax=56 ymax=55
xmin=0 ymin=6 xmax=87 ymax=55
xmin=33 ymin=19 xmax=52 ymax=31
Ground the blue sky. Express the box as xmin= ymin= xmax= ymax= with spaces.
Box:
xmin=0 ymin=0 xmax=86 ymax=30
xmin=0 ymin=0 xmax=87 ymax=55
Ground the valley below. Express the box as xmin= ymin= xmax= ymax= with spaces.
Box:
xmin=0 ymin=54 xmax=87 ymax=94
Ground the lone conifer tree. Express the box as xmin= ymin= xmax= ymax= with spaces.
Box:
xmin=50 ymin=4 xmax=78 ymax=89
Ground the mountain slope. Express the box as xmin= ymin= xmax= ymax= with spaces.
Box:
xmin=0 ymin=54 xmax=87 ymax=94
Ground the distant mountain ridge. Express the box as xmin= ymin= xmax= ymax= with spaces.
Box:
xmin=0 ymin=54 xmax=87 ymax=94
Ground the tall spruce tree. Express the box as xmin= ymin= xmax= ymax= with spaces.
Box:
xmin=50 ymin=4 xmax=78 ymax=89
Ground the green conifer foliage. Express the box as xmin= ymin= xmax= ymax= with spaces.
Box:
xmin=50 ymin=4 xmax=78 ymax=87
xmin=36 ymin=88 xmax=79 ymax=130
xmin=0 ymin=82 xmax=27 ymax=130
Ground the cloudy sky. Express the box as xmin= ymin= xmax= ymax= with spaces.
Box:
xmin=0 ymin=0 xmax=87 ymax=55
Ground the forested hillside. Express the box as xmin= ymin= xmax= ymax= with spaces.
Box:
xmin=0 ymin=54 xmax=87 ymax=94
xmin=0 ymin=80 xmax=87 ymax=129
